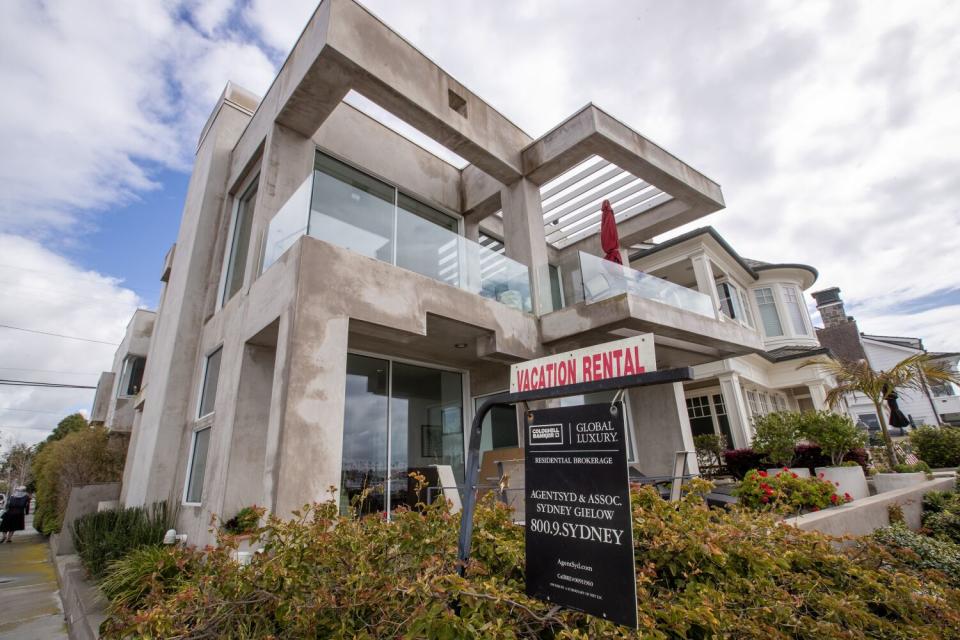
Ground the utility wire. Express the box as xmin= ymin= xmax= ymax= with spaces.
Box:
xmin=0 ymin=379 xmax=97 ymax=390
xmin=0 ymin=323 xmax=119 ymax=346
xmin=0 ymin=408 xmax=67 ymax=415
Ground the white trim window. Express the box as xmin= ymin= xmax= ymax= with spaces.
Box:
xmin=183 ymin=427 xmax=211 ymax=505
xmin=716 ymin=281 xmax=746 ymax=324
xmin=223 ymin=178 xmax=259 ymax=304
xmin=759 ymin=393 xmax=771 ymax=415
xmin=753 ymin=287 xmax=783 ymax=337
xmin=782 ymin=286 xmax=809 ymax=335
xmin=198 ymin=347 xmax=223 ymax=419
xmin=737 ymin=288 xmax=754 ymax=328
xmin=746 ymin=390 xmax=761 ymax=418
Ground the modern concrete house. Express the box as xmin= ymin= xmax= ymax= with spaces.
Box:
xmin=814 ymin=287 xmax=960 ymax=428
xmin=627 ymin=227 xmax=837 ymax=449
xmin=119 ymin=0 xmax=772 ymax=545
xmin=89 ymin=308 xmax=155 ymax=433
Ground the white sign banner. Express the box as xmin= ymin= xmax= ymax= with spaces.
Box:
xmin=510 ymin=334 xmax=655 ymax=393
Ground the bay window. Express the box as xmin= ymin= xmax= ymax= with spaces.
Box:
xmin=753 ymin=287 xmax=783 ymax=337
xmin=782 ymin=286 xmax=810 ymax=335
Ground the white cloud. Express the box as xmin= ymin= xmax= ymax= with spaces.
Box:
xmin=0 ymin=234 xmax=140 ymax=446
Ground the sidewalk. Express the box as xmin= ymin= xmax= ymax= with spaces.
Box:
xmin=0 ymin=514 xmax=68 ymax=639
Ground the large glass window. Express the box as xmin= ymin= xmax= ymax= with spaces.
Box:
xmin=224 ymin=179 xmax=258 ymax=302
xmin=685 ymin=395 xmax=714 ymax=436
xmin=309 ymin=153 xmax=396 ymax=262
xmin=340 ymin=355 xmax=389 ymax=515
xmin=198 ymin=347 xmax=222 ymax=418
xmin=396 ymin=194 xmax=460 ymax=285
xmin=184 ymin=427 xmax=211 ymax=504
xmin=118 ymin=355 xmax=146 ymax=397
xmin=753 ymin=287 xmax=783 ymax=337
xmin=339 ymin=354 xmax=464 ymax=516
xmin=782 ymin=286 xmax=809 ymax=335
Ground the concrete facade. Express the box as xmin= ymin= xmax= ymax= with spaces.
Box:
xmin=120 ymin=0 xmax=763 ymax=545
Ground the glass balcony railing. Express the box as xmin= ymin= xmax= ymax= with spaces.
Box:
xmin=566 ymin=251 xmax=714 ymax=317
xmin=260 ymin=175 xmax=532 ymax=313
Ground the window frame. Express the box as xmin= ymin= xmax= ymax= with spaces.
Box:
xmin=196 ymin=346 xmax=223 ymax=420
xmin=117 ymin=354 xmax=146 ymax=398
xmin=781 ymin=285 xmax=810 ymax=336
xmin=182 ymin=426 xmax=212 ymax=506
xmin=219 ymin=173 xmax=260 ymax=308
xmin=753 ymin=286 xmax=784 ymax=338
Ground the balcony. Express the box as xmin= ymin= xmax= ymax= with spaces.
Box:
xmin=569 ymin=251 xmax=714 ymax=317
xmin=261 ymin=167 xmax=532 ymax=314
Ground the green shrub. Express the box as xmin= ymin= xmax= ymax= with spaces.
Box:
xmin=734 ymin=468 xmax=851 ymax=512
xmin=99 ymin=545 xmax=199 ymax=613
xmin=692 ymin=434 xmax=726 ymax=469
xmin=892 ymin=461 xmax=931 ymax=473
xmin=99 ymin=481 xmax=960 ymax=639
xmin=874 ymin=523 xmax=960 ymax=587
xmin=71 ymin=502 xmax=172 ymax=579
xmin=797 ymin=410 xmax=866 ymax=466
xmin=32 ymin=424 xmax=125 ymax=534
xmin=221 ymin=505 xmax=263 ymax=535
xmin=751 ymin=411 xmax=801 ymax=467
xmin=922 ymin=490 xmax=960 ymax=544
xmin=910 ymin=425 xmax=960 ymax=468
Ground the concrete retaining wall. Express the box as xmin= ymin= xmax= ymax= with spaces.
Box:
xmin=53 ymin=554 xmax=107 ymax=640
xmin=788 ymin=475 xmax=956 ymax=538
xmin=51 ymin=483 xmax=121 ymax=556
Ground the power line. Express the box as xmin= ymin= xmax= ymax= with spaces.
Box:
xmin=0 ymin=367 xmax=99 ymax=376
xmin=0 ymin=323 xmax=119 ymax=346
xmin=0 ymin=408 xmax=67 ymax=415
xmin=0 ymin=379 xmax=97 ymax=390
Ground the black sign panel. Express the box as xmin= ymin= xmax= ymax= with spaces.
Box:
xmin=524 ymin=402 xmax=637 ymax=629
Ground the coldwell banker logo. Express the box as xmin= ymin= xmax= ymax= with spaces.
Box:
xmin=529 ymin=423 xmax=564 ymax=446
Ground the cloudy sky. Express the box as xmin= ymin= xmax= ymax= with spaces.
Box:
xmin=1 ymin=0 xmax=958 ymax=444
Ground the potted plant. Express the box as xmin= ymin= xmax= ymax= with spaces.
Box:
xmin=800 ymin=411 xmax=869 ymax=499
xmin=220 ymin=505 xmax=263 ymax=557
xmin=873 ymin=461 xmax=932 ymax=494
xmin=752 ymin=412 xmax=808 ymax=477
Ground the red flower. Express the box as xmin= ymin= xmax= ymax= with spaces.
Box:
xmin=844 ymin=493 xmax=853 ymax=502
xmin=811 ymin=507 xmax=820 ymax=512
xmin=761 ymin=496 xmax=769 ymax=503
xmin=830 ymin=494 xmax=839 ymax=504
xmin=818 ymin=472 xmax=825 ymax=478
xmin=791 ymin=473 xmax=798 ymax=479
xmin=758 ymin=471 xmax=768 ymax=478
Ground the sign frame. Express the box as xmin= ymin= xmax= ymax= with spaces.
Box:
xmin=455 ymin=367 xmax=694 ymax=623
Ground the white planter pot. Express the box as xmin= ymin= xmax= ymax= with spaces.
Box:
xmin=815 ymin=466 xmax=869 ymax=500
xmin=873 ymin=472 xmax=926 ymax=494
xmin=766 ymin=467 xmax=810 ymax=478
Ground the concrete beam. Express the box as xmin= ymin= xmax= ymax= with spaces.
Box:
xmin=461 ymin=164 xmax=502 ymax=218
xmin=522 ymin=104 xmax=724 ymax=213
xmin=250 ymin=0 xmax=530 ymax=185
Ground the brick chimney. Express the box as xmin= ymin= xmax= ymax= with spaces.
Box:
xmin=811 ymin=287 xmax=866 ymax=362
xmin=811 ymin=287 xmax=850 ymax=329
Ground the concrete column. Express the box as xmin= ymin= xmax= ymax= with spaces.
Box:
xmin=690 ymin=253 xmax=721 ymax=319
xmin=718 ymin=373 xmax=752 ymax=448
xmin=264 ymin=305 xmax=350 ymax=517
xmin=627 ymin=382 xmax=699 ymax=476
xmin=463 ymin=216 xmax=481 ymax=243
xmin=808 ymin=383 xmax=828 ymax=410
xmin=500 ymin=179 xmax=553 ymax=315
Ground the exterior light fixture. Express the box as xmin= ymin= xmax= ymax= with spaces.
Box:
xmin=454 ymin=343 xmax=468 ymax=349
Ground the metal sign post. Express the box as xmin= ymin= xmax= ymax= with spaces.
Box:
xmin=455 ymin=367 xmax=693 ymax=575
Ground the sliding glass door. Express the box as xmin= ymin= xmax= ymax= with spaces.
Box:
xmin=340 ymin=354 xmax=464 ymax=515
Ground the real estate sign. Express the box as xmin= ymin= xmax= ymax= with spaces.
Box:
xmin=510 ymin=334 xmax=655 ymax=393
xmin=524 ymin=402 xmax=638 ymax=629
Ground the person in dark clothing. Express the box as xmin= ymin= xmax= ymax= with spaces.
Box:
xmin=1 ymin=486 xmax=30 ymax=542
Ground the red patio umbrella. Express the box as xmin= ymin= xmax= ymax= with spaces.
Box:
xmin=600 ymin=199 xmax=623 ymax=264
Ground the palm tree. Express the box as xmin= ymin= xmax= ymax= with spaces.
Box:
xmin=803 ymin=354 xmax=960 ymax=467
